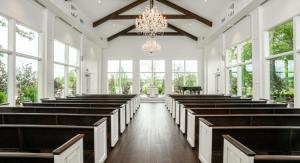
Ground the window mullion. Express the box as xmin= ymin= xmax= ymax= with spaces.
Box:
xmin=7 ymin=18 xmax=16 ymax=106
xmin=64 ymin=45 xmax=69 ymax=97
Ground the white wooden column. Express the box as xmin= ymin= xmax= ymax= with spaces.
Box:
xmin=7 ymin=19 xmax=16 ymax=106
xmin=294 ymin=16 xmax=300 ymax=107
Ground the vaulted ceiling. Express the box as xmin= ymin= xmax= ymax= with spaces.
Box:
xmin=73 ymin=0 xmax=234 ymax=41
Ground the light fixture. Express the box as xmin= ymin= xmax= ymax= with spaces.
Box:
xmin=142 ymin=38 xmax=161 ymax=54
xmin=136 ymin=0 xmax=167 ymax=38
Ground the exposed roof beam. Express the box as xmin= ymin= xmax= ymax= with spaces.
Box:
xmin=107 ymin=24 xmax=198 ymax=41
xmin=107 ymin=25 xmax=136 ymax=41
xmin=156 ymin=0 xmax=213 ymax=27
xmin=110 ymin=14 xmax=196 ymax=20
xmin=167 ymin=23 xmax=198 ymax=41
xmin=122 ymin=32 xmax=185 ymax=36
xmin=93 ymin=0 xmax=147 ymax=27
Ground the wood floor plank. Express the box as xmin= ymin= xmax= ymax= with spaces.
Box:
xmin=105 ymin=103 xmax=199 ymax=163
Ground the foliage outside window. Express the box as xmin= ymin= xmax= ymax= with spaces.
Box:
xmin=268 ymin=21 xmax=294 ymax=103
xmin=0 ymin=15 xmax=8 ymax=50
xmin=108 ymin=60 xmax=133 ymax=95
xmin=16 ymin=57 xmax=38 ymax=105
xmin=172 ymin=60 xmax=198 ymax=94
xmin=0 ymin=53 xmax=8 ymax=103
xmin=140 ymin=60 xmax=165 ymax=96
xmin=54 ymin=40 xmax=80 ymax=97
xmin=227 ymin=40 xmax=253 ymax=97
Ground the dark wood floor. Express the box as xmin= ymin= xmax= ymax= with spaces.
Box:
xmin=106 ymin=103 xmax=199 ymax=163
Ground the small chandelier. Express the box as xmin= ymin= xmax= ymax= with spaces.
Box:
xmin=142 ymin=38 xmax=161 ymax=54
xmin=136 ymin=0 xmax=167 ymax=37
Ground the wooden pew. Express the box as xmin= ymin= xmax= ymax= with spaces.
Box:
xmin=22 ymin=103 xmax=127 ymax=134
xmin=223 ymin=134 xmax=300 ymax=163
xmin=172 ymin=99 xmax=265 ymax=124
xmin=0 ymin=113 xmax=113 ymax=163
xmin=0 ymin=107 xmax=120 ymax=145
xmin=0 ymin=134 xmax=84 ymax=163
xmin=185 ymin=107 xmax=290 ymax=148
xmin=198 ymin=116 xmax=300 ymax=163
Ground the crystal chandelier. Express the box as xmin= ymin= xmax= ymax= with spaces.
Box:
xmin=136 ymin=0 xmax=167 ymax=37
xmin=142 ymin=38 xmax=161 ymax=54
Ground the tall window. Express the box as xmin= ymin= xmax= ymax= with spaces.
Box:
xmin=54 ymin=40 xmax=80 ymax=97
xmin=107 ymin=60 xmax=133 ymax=94
xmin=15 ymin=24 xmax=40 ymax=105
xmin=140 ymin=60 xmax=165 ymax=96
xmin=227 ymin=40 xmax=253 ymax=97
xmin=172 ymin=60 xmax=198 ymax=93
xmin=0 ymin=16 xmax=8 ymax=103
xmin=267 ymin=21 xmax=294 ymax=102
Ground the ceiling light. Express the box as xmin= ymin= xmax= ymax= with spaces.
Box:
xmin=142 ymin=38 xmax=161 ymax=54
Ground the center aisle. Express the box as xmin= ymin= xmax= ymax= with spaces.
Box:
xmin=105 ymin=103 xmax=199 ymax=163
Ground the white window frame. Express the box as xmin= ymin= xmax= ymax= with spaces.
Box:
xmin=53 ymin=40 xmax=81 ymax=97
xmin=226 ymin=39 xmax=253 ymax=96
xmin=172 ymin=60 xmax=199 ymax=92
xmin=107 ymin=60 xmax=133 ymax=94
xmin=264 ymin=19 xmax=295 ymax=102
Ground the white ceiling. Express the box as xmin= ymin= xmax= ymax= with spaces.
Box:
xmin=73 ymin=0 xmax=234 ymax=39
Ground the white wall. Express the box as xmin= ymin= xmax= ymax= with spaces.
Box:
xmin=102 ymin=36 xmax=204 ymax=94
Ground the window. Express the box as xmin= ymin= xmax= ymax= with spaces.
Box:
xmin=267 ymin=21 xmax=294 ymax=103
xmin=0 ymin=53 xmax=8 ymax=103
xmin=15 ymin=24 xmax=40 ymax=105
xmin=53 ymin=40 xmax=80 ymax=97
xmin=108 ymin=60 xmax=133 ymax=94
xmin=226 ymin=40 xmax=253 ymax=97
xmin=140 ymin=60 xmax=165 ymax=96
xmin=0 ymin=15 xmax=8 ymax=50
xmin=172 ymin=60 xmax=198 ymax=93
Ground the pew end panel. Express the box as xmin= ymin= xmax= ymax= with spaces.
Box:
xmin=223 ymin=135 xmax=255 ymax=163
xmin=120 ymin=104 xmax=126 ymax=134
xmin=180 ymin=105 xmax=186 ymax=134
xmin=53 ymin=134 xmax=84 ymax=163
xmin=198 ymin=120 xmax=213 ymax=163
xmin=93 ymin=119 xmax=107 ymax=163
xmin=126 ymin=102 xmax=131 ymax=125
xmin=110 ymin=111 xmax=119 ymax=147
xmin=175 ymin=101 xmax=180 ymax=125
xmin=187 ymin=110 xmax=196 ymax=148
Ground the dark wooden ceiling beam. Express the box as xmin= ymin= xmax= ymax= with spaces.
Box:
xmin=93 ymin=0 xmax=147 ymax=27
xmin=167 ymin=23 xmax=198 ymax=41
xmin=110 ymin=14 xmax=195 ymax=20
xmin=107 ymin=25 xmax=136 ymax=41
xmin=156 ymin=0 xmax=213 ymax=27
xmin=121 ymin=32 xmax=185 ymax=36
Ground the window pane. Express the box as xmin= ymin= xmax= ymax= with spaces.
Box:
xmin=54 ymin=64 xmax=65 ymax=98
xmin=270 ymin=55 xmax=294 ymax=102
xmin=69 ymin=47 xmax=79 ymax=66
xmin=108 ymin=73 xmax=120 ymax=94
xmin=120 ymin=60 xmax=132 ymax=73
xmin=120 ymin=73 xmax=133 ymax=94
xmin=153 ymin=60 xmax=165 ymax=72
xmin=0 ymin=16 xmax=8 ymax=50
xmin=108 ymin=60 xmax=119 ymax=73
xmin=154 ymin=73 xmax=165 ymax=95
xmin=185 ymin=60 xmax=198 ymax=72
xmin=172 ymin=60 xmax=184 ymax=72
xmin=16 ymin=24 xmax=39 ymax=57
xmin=185 ymin=73 xmax=198 ymax=87
xmin=140 ymin=60 xmax=152 ymax=72
xmin=227 ymin=46 xmax=238 ymax=65
xmin=68 ymin=67 xmax=78 ymax=96
xmin=241 ymin=41 xmax=252 ymax=62
xmin=140 ymin=73 xmax=152 ymax=95
xmin=16 ymin=57 xmax=38 ymax=105
xmin=172 ymin=73 xmax=184 ymax=93
xmin=269 ymin=21 xmax=293 ymax=55
xmin=242 ymin=64 xmax=253 ymax=97
xmin=54 ymin=40 xmax=65 ymax=63
xmin=229 ymin=67 xmax=238 ymax=96
xmin=0 ymin=53 xmax=8 ymax=103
